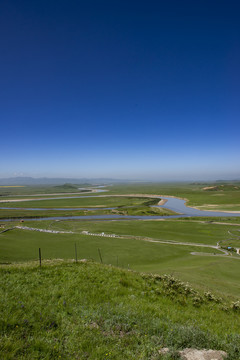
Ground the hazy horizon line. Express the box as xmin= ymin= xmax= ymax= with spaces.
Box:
xmin=0 ymin=175 xmax=239 ymax=183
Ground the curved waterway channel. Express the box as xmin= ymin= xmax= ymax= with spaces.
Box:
xmin=1 ymin=187 xmax=240 ymax=221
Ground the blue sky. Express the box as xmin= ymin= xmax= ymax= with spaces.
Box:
xmin=1 ymin=0 xmax=240 ymax=180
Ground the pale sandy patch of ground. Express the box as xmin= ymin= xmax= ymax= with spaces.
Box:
xmin=159 ymin=348 xmax=227 ymax=359
xmin=195 ymin=204 xmax=240 ymax=213
xmin=157 ymin=199 xmax=168 ymax=205
xmin=202 ymin=186 xmax=216 ymax=190
xmin=173 ymin=219 xmax=240 ymax=226
xmin=0 ymin=199 xmax=36 ymax=203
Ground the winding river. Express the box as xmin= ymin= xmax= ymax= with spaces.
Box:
xmin=1 ymin=186 xmax=240 ymax=221
xmin=155 ymin=196 xmax=240 ymax=217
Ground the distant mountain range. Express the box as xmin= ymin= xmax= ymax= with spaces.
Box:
xmin=1 ymin=177 xmax=239 ymax=186
xmin=0 ymin=177 xmax=130 ymax=186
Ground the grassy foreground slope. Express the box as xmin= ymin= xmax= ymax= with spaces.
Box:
xmin=1 ymin=260 xmax=240 ymax=360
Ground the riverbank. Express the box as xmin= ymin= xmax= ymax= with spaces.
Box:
xmin=1 ymin=193 xmax=240 ymax=221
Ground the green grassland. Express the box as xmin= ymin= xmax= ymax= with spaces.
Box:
xmin=0 ymin=196 xmax=156 ymax=208
xmin=1 ymin=181 xmax=240 ymax=301
xmin=1 ymin=182 xmax=240 ymax=212
xmin=0 ymin=183 xmax=88 ymax=196
xmin=1 ymin=222 xmax=240 ymax=299
xmin=0 ymin=197 xmax=176 ymax=219
xmin=0 ymin=208 xmax=88 ymax=219
xmin=220 ymin=228 xmax=240 ymax=248
xmin=176 ymin=217 xmax=240 ymax=224
xmin=0 ymin=226 xmax=221 ymax=263
xmin=1 ymin=182 xmax=240 ymax=359
xmin=0 ymin=206 xmax=174 ymax=220
xmin=1 ymin=261 xmax=240 ymax=360
xmin=2 ymin=182 xmax=240 ymax=211
xmin=106 ymin=182 xmax=240 ymax=211
xmin=26 ymin=218 xmax=233 ymax=246
xmin=0 ymin=193 xmax=95 ymax=201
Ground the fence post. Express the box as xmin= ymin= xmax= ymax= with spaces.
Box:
xmin=75 ymin=243 xmax=78 ymax=263
xmin=98 ymin=248 xmax=103 ymax=263
xmin=39 ymin=248 xmax=42 ymax=267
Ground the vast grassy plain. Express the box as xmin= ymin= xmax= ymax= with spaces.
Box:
xmin=1 ymin=220 xmax=240 ymax=299
xmin=1 ymin=182 xmax=240 ymax=359
xmin=1 ymin=182 xmax=240 ymax=296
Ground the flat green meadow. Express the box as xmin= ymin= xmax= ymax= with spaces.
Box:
xmin=1 ymin=219 xmax=240 ymax=299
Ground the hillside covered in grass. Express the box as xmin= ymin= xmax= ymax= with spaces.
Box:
xmin=1 ymin=260 xmax=240 ymax=359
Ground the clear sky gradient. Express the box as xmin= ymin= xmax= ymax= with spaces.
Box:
xmin=1 ymin=0 xmax=240 ymax=180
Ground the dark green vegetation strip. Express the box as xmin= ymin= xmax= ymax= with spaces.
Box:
xmin=1 ymin=261 xmax=240 ymax=359
xmin=0 ymin=207 xmax=173 ymax=220
xmin=0 ymin=196 xmax=150 ymax=208
xmin=0 ymin=198 xmax=176 ymax=219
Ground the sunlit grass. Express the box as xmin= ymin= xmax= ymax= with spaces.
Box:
xmin=1 ymin=261 xmax=240 ymax=359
